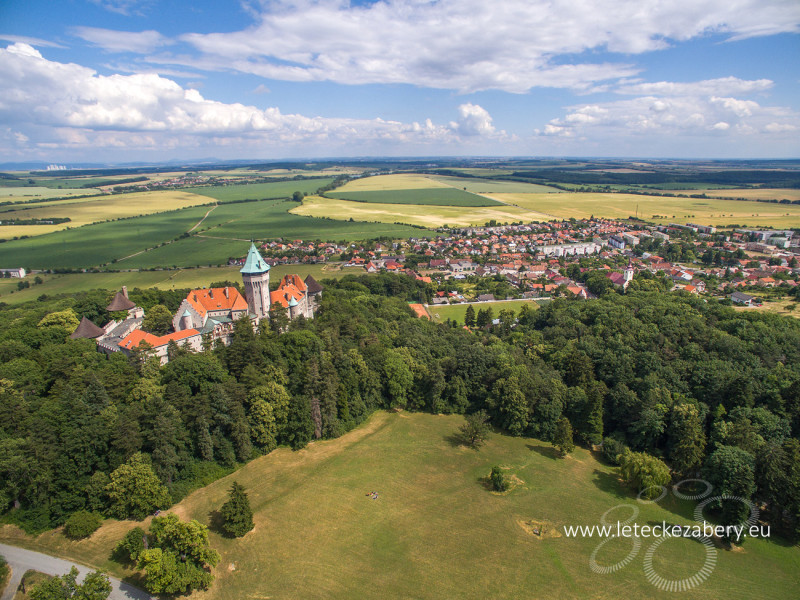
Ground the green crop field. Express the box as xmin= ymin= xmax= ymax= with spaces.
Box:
xmin=186 ymin=178 xmax=334 ymax=202
xmin=0 ymin=196 xmax=431 ymax=271
xmin=329 ymin=188 xmax=501 ymax=207
xmin=2 ymin=412 xmax=797 ymax=599
xmin=428 ymin=299 xmax=543 ymax=324
xmin=0 ymin=263 xmax=350 ymax=304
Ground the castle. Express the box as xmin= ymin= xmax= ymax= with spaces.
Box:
xmin=74 ymin=243 xmax=322 ymax=363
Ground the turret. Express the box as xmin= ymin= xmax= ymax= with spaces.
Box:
xmin=240 ymin=243 xmax=271 ymax=319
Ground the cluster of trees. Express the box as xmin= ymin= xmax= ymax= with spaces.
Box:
xmin=1 ymin=276 xmax=800 ymax=542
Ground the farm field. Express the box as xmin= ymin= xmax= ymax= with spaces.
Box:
xmin=0 ymin=190 xmax=213 ymax=237
xmin=334 ymin=174 xmax=453 ymax=191
xmin=0 ymin=187 xmax=103 ymax=203
xmin=430 ymin=175 xmax=565 ymax=194
xmin=185 ymin=178 xmax=334 ymax=202
xmin=1 ymin=412 xmax=797 ymax=599
xmin=0 ymin=195 xmax=430 ymax=270
xmin=0 ymin=263 xmax=348 ymax=304
xmin=672 ymin=188 xmax=800 ymax=202
xmin=329 ymin=188 xmax=500 ymax=207
xmin=487 ymin=192 xmax=800 ymax=227
xmin=292 ymin=195 xmax=552 ymax=227
xmin=428 ymin=299 xmax=543 ymax=324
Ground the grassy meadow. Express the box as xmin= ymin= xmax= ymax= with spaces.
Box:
xmin=1 ymin=412 xmax=797 ymax=599
xmin=428 ymin=299 xmax=543 ymax=324
xmin=186 ymin=178 xmax=334 ymax=202
xmin=0 ymin=187 xmax=104 ymax=203
xmin=292 ymin=195 xmax=551 ymax=228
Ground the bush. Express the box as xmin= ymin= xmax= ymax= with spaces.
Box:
xmin=0 ymin=554 xmax=9 ymax=587
xmin=490 ymin=466 xmax=509 ymax=492
xmin=63 ymin=510 xmax=103 ymax=539
xmin=114 ymin=527 xmax=147 ymax=563
xmin=602 ymin=435 xmax=629 ymax=465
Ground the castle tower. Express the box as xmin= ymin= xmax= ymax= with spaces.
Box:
xmin=240 ymin=243 xmax=271 ymax=320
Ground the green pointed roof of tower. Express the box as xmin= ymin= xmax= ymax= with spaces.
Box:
xmin=240 ymin=242 xmax=270 ymax=274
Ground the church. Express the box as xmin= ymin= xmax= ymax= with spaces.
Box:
xmin=76 ymin=243 xmax=322 ymax=363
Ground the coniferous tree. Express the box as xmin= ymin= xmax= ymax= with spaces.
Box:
xmin=552 ymin=417 xmax=575 ymax=457
xmin=464 ymin=305 xmax=476 ymax=328
xmin=219 ymin=481 xmax=254 ymax=538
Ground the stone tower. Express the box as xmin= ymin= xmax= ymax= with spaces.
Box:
xmin=623 ymin=259 xmax=634 ymax=289
xmin=240 ymin=242 xmax=271 ymax=320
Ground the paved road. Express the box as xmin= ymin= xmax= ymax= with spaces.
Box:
xmin=0 ymin=543 xmax=153 ymax=600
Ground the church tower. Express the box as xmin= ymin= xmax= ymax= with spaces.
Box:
xmin=623 ymin=259 xmax=634 ymax=289
xmin=240 ymin=243 xmax=271 ymax=320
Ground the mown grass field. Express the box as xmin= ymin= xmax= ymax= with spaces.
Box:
xmin=487 ymin=192 xmax=800 ymax=227
xmin=1 ymin=412 xmax=797 ymax=599
xmin=0 ymin=191 xmax=213 ymax=237
xmin=428 ymin=299 xmax=542 ymax=324
xmin=329 ymin=188 xmax=500 ymax=207
xmin=0 ymin=263 xmax=348 ymax=304
xmin=292 ymin=195 xmax=552 ymax=228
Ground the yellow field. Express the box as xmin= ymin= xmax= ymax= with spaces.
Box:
xmin=677 ymin=188 xmax=800 ymax=202
xmin=291 ymin=195 xmax=551 ymax=227
xmin=0 ymin=187 xmax=104 ymax=202
xmin=335 ymin=174 xmax=453 ymax=192
xmin=734 ymin=299 xmax=800 ymax=319
xmin=0 ymin=190 xmax=214 ymax=237
xmin=487 ymin=192 xmax=800 ymax=227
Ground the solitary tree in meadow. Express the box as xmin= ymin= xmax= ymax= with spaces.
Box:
xmin=220 ymin=481 xmax=255 ymax=538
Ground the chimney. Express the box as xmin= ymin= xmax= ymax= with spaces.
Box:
xmin=122 ymin=286 xmax=128 ymax=298
xmin=209 ymin=289 xmax=214 ymax=298
xmin=224 ymin=288 xmax=229 ymax=299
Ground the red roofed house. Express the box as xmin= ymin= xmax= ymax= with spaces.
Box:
xmin=118 ymin=328 xmax=203 ymax=365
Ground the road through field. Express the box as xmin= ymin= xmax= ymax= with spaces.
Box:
xmin=0 ymin=543 xmax=152 ymax=600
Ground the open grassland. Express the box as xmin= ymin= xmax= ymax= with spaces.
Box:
xmin=0 ymin=197 xmax=429 ymax=270
xmin=0 ymin=263 xmax=348 ymax=304
xmin=186 ymin=178 xmax=334 ymax=202
xmin=292 ymin=195 xmax=552 ymax=227
xmin=431 ymin=175 xmax=565 ymax=194
xmin=734 ymin=299 xmax=800 ymax=319
xmin=329 ymin=188 xmax=500 ymax=207
xmin=428 ymin=299 xmax=542 ymax=324
xmin=489 ymin=192 xmax=800 ymax=227
xmin=335 ymin=174 xmax=453 ymax=191
xmin=1 ymin=412 xmax=797 ymax=600
xmin=0 ymin=187 xmax=103 ymax=203
xmin=0 ymin=191 xmax=213 ymax=237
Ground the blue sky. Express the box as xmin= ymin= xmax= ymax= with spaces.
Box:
xmin=1 ymin=0 xmax=798 ymax=162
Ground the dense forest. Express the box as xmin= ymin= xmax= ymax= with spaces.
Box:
xmin=1 ymin=274 xmax=800 ymax=541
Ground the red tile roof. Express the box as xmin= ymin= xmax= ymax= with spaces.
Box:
xmin=186 ymin=287 xmax=247 ymax=317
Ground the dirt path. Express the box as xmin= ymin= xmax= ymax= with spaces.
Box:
xmin=189 ymin=203 xmax=218 ymax=232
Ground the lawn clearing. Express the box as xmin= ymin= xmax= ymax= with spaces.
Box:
xmin=487 ymin=192 xmax=800 ymax=227
xmin=428 ymin=299 xmax=542 ymax=324
xmin=292 ymin=195 xmax=551 ymax=227
xmin=2 ymin=411 xmax=797 ymax=599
